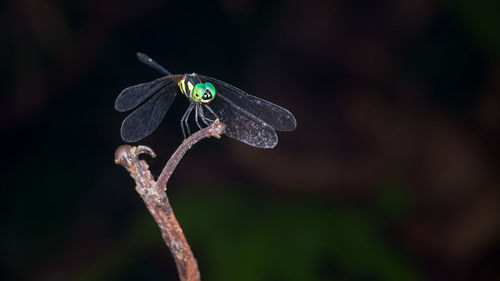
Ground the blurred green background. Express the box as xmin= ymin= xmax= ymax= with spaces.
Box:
xmin=2 ymin=0 xmax=500 ymax=280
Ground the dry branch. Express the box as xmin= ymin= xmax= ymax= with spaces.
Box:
xmin=114 ymin=120 xmax=226 ymax=281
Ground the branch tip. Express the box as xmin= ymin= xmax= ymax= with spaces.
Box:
xmin=114 ymin=144 xmax=132 ymax=165
xmin=209 ymin=119 xmax=226 ymax=139
xmin=114 ymin=144 xmax=156 ymax=166
xmin=134 ymin=145 xmax=156 ymax=158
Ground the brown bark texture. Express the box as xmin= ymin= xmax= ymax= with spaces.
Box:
xmin=114 ymin=120 xmax=226 ymax=281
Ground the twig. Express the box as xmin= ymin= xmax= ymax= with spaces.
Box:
xmin=156 ymin=119 xmax=226 ymax=192
xmin=114 ymin=119 xmax=226 ymax=281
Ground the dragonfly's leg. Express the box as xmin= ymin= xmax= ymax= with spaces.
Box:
xmin=181 ymin=103 xmax=194 ymax=138
xmin=181 ymin=115 xmax=187 ymax=139
xmin=181 ymin=121 xmax=187 ymax=139
xmin=204 ymin=105 xmax=219 ymax=121
xmin=180 ymin=105 xmax=189 ymax=138
xmin=198 ymin=106 xmax=210 ymax=126
xmin=194 ymin=105 xmax=203 ymax=130
xmin=184 ymin=104 xmax=194 ymax=136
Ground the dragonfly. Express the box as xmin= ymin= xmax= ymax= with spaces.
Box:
xmin=115 ymin=53 xmax=296 ymax=148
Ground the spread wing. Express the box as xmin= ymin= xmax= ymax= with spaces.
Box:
xmin=115 ymin=75 xmax=182 ymax=112
xmin=204 ymin=93 xmax=278 ymax=148
xmin=119 ymin=81 xmax=178 ymax=142
xmin=199 ymin=75 xmax=296 ymax=132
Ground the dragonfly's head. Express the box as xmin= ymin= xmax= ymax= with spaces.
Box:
xmin=192 ymin=82 xmax=216 ymax=104
xmin=180 ymin=74 xmax=216 ymax=104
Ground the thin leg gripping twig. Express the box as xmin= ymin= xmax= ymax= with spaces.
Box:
xmin=114 ymin=120 xmax=226 ymax=281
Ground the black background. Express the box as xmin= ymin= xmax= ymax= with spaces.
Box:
xmin=2 ymin=0 xmax=500 ymax=280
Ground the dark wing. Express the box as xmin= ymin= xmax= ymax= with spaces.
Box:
xmin=115 ymin=75 xmax=182 ymax=112
xmin=198 ymin=75 xmax=296 ymax=131
xmin=204 ymin=93 xmax=278 ymax=149
xmin=120 ymin=81 xmax=178 ymax=142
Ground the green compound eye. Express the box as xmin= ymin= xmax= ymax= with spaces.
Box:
xmin=192 ymin=83 xmax=206 ymax=102
xmin=201 ymin=82 xmax=216 ymax=104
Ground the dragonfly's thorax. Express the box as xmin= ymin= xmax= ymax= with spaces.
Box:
xmin=178 ymin=73 xmax=216 ymax=104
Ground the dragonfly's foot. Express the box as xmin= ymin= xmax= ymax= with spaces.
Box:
xmin=201 ymin=117 xmax=215 ymax=125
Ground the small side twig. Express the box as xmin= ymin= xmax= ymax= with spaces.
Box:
xmin=156 ymin=119 xmax=226 ymax=192
xmin=114 ymin=119 xmax=226 ymax=281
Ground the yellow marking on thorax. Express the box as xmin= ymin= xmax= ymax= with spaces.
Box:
xmin=178 ymin=78 xmax=186 ymax=96
xmin=187 ymin=81 xmax=194 ymax=93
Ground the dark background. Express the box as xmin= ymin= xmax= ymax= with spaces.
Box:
xmin=2 ymin=0 xmax=500 ymax=280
